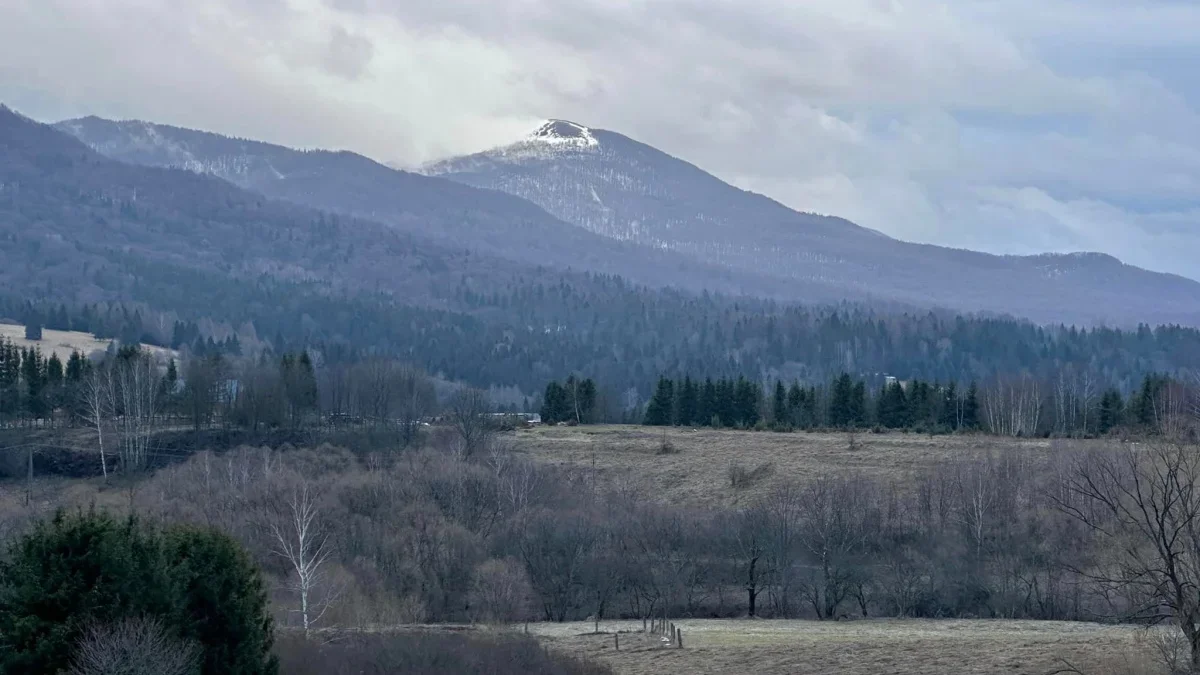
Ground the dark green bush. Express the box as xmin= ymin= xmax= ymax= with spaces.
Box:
xmin=0 ymin=510 xmax=277 ymax=675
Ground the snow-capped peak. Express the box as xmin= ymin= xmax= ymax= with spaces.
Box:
xmin=526 ymin=119 xmax=598 ymax=148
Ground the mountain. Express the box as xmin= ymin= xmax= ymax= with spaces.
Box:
xmin=6 ymin=106 xmax=1200 ymax=397
xmin=54 ymin=116 xmax=845 ymax=303
xmin=425 ymin=119 xmax=1200 ymax=327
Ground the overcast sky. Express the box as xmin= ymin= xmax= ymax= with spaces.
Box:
xmin=3 ymin=0 xmax=1200 ymax=280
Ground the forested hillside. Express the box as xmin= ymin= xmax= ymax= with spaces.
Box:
xmin=1 ymin=106 xmax=1198 ymax=402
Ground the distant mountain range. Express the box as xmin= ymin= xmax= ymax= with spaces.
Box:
xmin=425 ymin=119 xmax=1200 ymax=326
xmin=55 ymin=114 xmax=1200 ymax=327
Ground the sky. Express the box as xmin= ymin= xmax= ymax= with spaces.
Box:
xmin=3 ymin=0 xmax=1200 ymax=281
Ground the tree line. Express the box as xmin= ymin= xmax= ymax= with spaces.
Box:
xmin=640 ymin=371 xmax=1191 ymax=437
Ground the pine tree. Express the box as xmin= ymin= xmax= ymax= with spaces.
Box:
xmin=676 ymin=376 xmax=698 ymax=427
xmin=963 ymin=381 xmax=980 ymax=430
xmin=1098 ymin=388 xmax=1124 ymax=434
xmin=733 ymin=377 xmax=760 ymax=428
xmin=877 ymin=381 xmax=909 ymax=429
xmin=772 ymin=380 xmax=788 ymax=428
xmin=643 ymin=377 xmax=675 ymax=426
xmin=939 ymin=382 xmax=959 ymax=430
xmin=540 ymin=381 xmax=565 ymax=423
xmin=699 ymin=378 xmax=717 ymax=427
xmin=21 ymin=348 xmax=46 ymax=420
xmin=787 ymin=382 xmax=804 ymax=428
xmin=830 ymin=374 xmax=854 ymax=428
xmin=850 ymin=381 xmax=867 ymax=428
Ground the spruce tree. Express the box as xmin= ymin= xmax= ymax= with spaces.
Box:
xmin=643 ymin=377 xmax=675 ymax=426
xmin=1098 ymin=388 xmax=1124 ymax=434
xmin=676 ymin=376 xmax=698 ymax=427
xmin=830 ymin=374 xmax=854 ymax=428
xmin=772 ymin=380 xmax=788 ymax=428
xmin=576 ymin=378 xmax=597 ymax=424
xmin=787 ymin=382 xmax=804 ymax=428
xmin=877 ymin=381 xmax=908 ymax=429
xmin=850 ymin=381 xmax=867 ymax=428
xmin=963 ymin=381 xmax=981 ymax=430
xmin=700 ymin=378 xmax=717 ymax=427
xmin=940 ymin=382 xmax=959 ymax=430
xmin=540 ymin=381 xmax=568 ymax=424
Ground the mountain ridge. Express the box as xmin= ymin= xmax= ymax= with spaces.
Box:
xmin=55 ymin=115 xmax=849 ymax=304
xmin=424 ymin=119 xmax=1200 ymax=326
xmin=51 ymin=111 xmax=1200 ymax=327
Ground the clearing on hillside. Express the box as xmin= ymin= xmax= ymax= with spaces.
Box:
xmin=508 ymin=425 xmax=1105 ymax=507
xmin=528 ymin=619 xmax=1161 ymax=675
xmin=0 ymin=324 xmax=174 ymax=361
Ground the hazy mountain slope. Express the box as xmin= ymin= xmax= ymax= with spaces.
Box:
xmin=55 ymin=116 xmax=845 ymax=303
xmin=425 ymin=120 xmax=1200 ymax=327
xmin=6 ymin=107 xmax=1200 ymax=395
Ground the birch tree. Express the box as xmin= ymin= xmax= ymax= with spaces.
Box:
xmin=269 ymin=480 xmax=336 ymax=637
xmin=79 ymin=366 xmax=111 ymax=480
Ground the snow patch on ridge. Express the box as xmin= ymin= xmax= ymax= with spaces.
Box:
xmin=526 ymin=119 xmax=599 ymax=148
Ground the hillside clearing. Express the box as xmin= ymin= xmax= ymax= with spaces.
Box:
xmin=0 ymin=323 xmax=174 ymax=361
xmin=508 ymin=425 xmax=1101 ymax=507
xmin=528 ymin=619 xmax=1161 ymax=675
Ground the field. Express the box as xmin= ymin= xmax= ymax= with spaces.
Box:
xmin=528 ymin=619 xmax=1161 ymax=675
xmin=0 ymin=323 xmax=174 ymax=360
xmin=508 ymin=425 xmax=1094 ymax=506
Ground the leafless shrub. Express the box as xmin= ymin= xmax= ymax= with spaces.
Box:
xmin=469 ymin=557 xmax=534 ymax=625
xmin=728 ymin=461 xmax=774 ymax=489
xmin=66 ymin=617 xmax=198 ymax=675
xmin=656 ymin=433 xmax=680 ymax=455
xmin=447 ymin=388 xmax=495 ymax=459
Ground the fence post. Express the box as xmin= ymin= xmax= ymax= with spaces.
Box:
xmin=676 ymin=626 xmax=682 ymax=648
xmin=615 ymin=633 xmax=619 ymax=651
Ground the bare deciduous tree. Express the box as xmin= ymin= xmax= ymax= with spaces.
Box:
xmin=984 ymin=374 xmax=1042 ymax=437
xmin=78 ymin=366 xmax=111 ymax=480
xmin=469 ymin=557 xmax=533 ymax=625
xmin=114 ymin=352 xmax=161 ymax=471
xmin=1057 ymin=441 xmax=1200 ymax=671
xmin=269 ymin=479 xmax=338 ymax=638
xmin=448 ymin=388 xmax=493 ymax=458
xmin=66 ymin=617 xmax=198 ymax=675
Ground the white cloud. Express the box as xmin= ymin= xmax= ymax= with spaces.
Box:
xmin=1 ymin=0 xmax=1198 ymax=279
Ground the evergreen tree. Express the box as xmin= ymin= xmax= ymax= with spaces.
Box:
xmin=733 ymin=377 xmax=761 ymax=428
xmin=676 ymin=376 xmax=699 ymax=427
xmin=830 ymin=374 xmax=854 ymax=428
xmin=66 ymin=350 xmax=87 ymax=382
xmin=281 ymin=352 xmax=318 ymax=427
xmin=0 ymin=511 xmax=278 ymax=675
xmin=540 ymin=381 xmax=569 ymax=424
xmin=165 ymin=526 xmax=278 ymax=675
xmin=716 ymin=378 xmax=736 ymax=428
xmin=699 ymin=378 xmax=717 ymax=427
xmin=939 ymin=382 xmax=959 ymax=430
xmin=850 ymin=381 xmax=867 ymax=427
xmin=786 ymin=382 xmax=803 ymax=427
xmin=1134 ymin=374 xmax=1168 ymax=429
xmin=643 ymin=377 xmax=675 ymax=426
xmin=0 ymin=511 xmax=182 ymax=674
xmin=772 ymin=380 xmax=788 ymax=428
xmin=1098 ymin=388 xmax=1124 ymax=434
xmin=21 ymin=347 xmax=46 ymax=420
xmin=576 ymin=377 xmax=597 ymax=424
xmin=877 ymin=380 xmax=909 ymax=429
xmin=962 ymin=381 xmax=981 ymax=430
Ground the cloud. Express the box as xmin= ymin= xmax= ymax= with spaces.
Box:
xmin=1 ymin=0 xmax=1198 ymax=279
